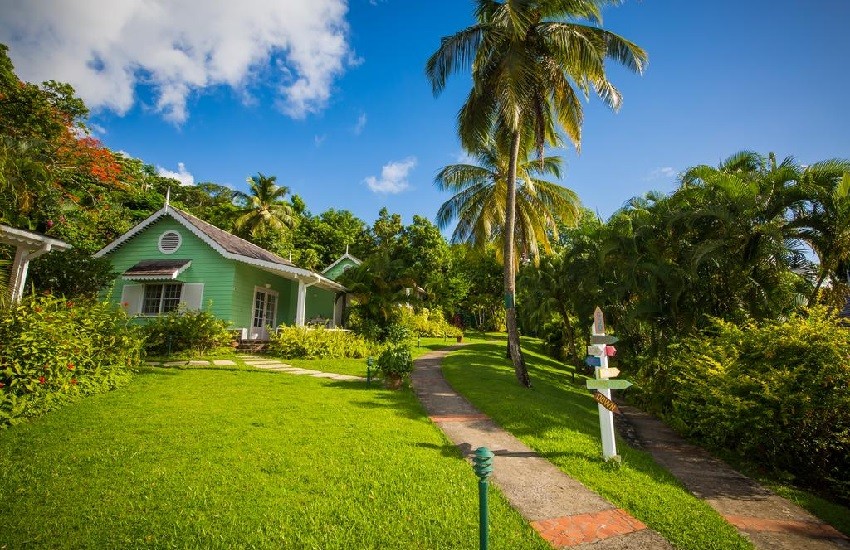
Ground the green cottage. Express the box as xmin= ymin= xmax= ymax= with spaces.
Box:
xmin=95 ymin=204 xmax=347 ymax=340
xmin=320 ymin=246 xmax=361 ymax=280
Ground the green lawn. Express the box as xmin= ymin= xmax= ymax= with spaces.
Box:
xmin=441 ymin=338 xmax=753 ymax=550
xmin=0 ymin=366 xmax=548 ymax=549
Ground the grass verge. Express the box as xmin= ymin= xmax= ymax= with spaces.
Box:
xmin=441 ymin=339 xmax=753 ymax=550
xmin=0 ymin=368 xmax=548 ymax=549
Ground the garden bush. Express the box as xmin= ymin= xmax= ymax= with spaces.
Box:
xmin=268 ymin=325 xmax=373 ymax=359
xmin=396 ymin=308 xmax=462 ymax=338
xmin=141 ymin=308 xmax=233 ymax=356
xmin=377 ymin=342 xmax=414 ymax=378
xmin=0 ymin=295 xmax=143 ymax=427
xmin=638 ymin=308 xmax=850 ymax=504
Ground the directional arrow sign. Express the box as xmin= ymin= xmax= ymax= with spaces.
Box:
xmin=593 ymin=307 xmax=605 ymax=335
xmin=585 ymin=356 xmax=602 ymax=367
xmin=605 ymin=346 xmax=617 ymax=357
xmin=586 ymin=378 xmax=633 ymax=390
xmin=591 ymin=335 xmax=619 ymax=345
xmin=597 ymin=367 xmax=620 ymax=379
xmin=591 ymin=391 xmax=621 ymax=415
xmin=587 ymin=344 xmax=605 ymax=356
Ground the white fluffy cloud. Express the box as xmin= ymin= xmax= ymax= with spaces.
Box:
xmin=157 ymin=162 xmax=195 ymax=186
xmin=353 ymin=112 xmax=367 ymax=135
xmin=645 ymin=166 xmax=677 ymax=180
xmin=365 ymin=157 xmax=417 ymax=194
xmin=0 ymin=0 xmax=353 ymax=123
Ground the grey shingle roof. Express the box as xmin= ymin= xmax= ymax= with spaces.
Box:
xmin=171 ymin=207 xmax=294 ymax=267
xmin=123 ymin=259 xmax=191 ymax=278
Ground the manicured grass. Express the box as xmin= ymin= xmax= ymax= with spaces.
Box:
xmin=284 ymin=336 xmax=483 ymax=377
xmin=441 ymin=339 xmax=753 ymax=550
xmin=0 ymin=368 xmax=548 ymax=549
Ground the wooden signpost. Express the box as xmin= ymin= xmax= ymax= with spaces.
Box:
xmin=586 ymin=378 xmax=633 ymax=390
xmin=591 ymin=391 xmax=621 ymax=415
xmin=596 ymin=367 xmax=620 ymax=379
xmin=584 ymin=307 xmax=633 ymax=461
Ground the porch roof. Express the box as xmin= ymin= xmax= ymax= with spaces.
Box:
xmin=123 ymin=259 xmax=192 ymax=280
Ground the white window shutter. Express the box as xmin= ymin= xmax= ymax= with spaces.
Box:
xmin=179 ymin=283 xmax=205 ymax=311
xmin=120 ymin=284 xmax=144 ymax=315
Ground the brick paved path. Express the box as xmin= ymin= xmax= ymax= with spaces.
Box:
xmin=618 ymin=404 xmax=850 ymax=550
xmin=412 ymin=348 xmax=672 ymax=549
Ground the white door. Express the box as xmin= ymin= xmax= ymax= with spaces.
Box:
xmin=250 ymin=288 xmax=278 ymax=340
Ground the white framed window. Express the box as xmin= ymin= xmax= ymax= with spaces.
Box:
xmin=158 ymin=230 xmax=182 ymax=254
xmin=142 ymin=283 xmax=183 ymax=315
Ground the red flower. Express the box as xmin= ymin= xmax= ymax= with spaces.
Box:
xmin=38 ymin=376 xmax=45 ymax=384
xmin=66 ymin=301 xmax=73 ymax=308
xmin=46 ymin=220 xmax=54 ymax=229
xmin=0 ymin=382 xmax=5 ymax=388
xmin=34 ymin=307 xmax=43 ymax=313
xmin=70 ymin=379 xmax=77 ymax=386
xmin=67 ymin=363 xmax=75 ymax=370
xmin=122 ymin=302 xmax=129 ymax=307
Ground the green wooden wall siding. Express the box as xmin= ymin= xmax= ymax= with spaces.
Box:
xmin=305 ymin=286 xmax=335 ymax=321
xmin=104 ymin=218 xmax=235 ymax=321
xmin=230 ymin=262 xmax=296 ymax=328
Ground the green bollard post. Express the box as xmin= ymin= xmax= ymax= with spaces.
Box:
xmin=472 ymin=447 xmax=494 ymax=550
xmin=366 ymin=357 xmax=373 ymax=386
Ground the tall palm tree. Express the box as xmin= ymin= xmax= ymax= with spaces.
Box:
xmin=427 ymin=0 xmax=646 ymax=386
xmin=435 ymin=140 xmax=580 ymax=266
xmin=233 ymin=173 xmax=297 ymax=241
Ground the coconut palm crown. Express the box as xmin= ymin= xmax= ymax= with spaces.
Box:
xmin=435 ymin=140 xmax=581 ymax=266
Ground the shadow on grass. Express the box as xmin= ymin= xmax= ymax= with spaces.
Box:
xmin=442 ymin=342 xmax=689 ymax=479
xmin=415 ymin=441 xmax=464 ymax=459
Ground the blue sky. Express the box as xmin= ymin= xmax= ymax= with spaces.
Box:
xmin=3 ymin=0 xmax=850 ymax=226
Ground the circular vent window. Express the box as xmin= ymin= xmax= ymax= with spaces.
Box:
xmin=158 ymin=230 xmax=182 ymax=254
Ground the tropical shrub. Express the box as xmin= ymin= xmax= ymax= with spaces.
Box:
xmin=0 ymin=295 xmax=143 ymax=427
xmin=637 ymin=308 xmax=850 ymax=504
xmin=141 ymin=308 xmax=233 ymax=356
xmin=396 ymin=308 xmax=462 ymax=338
xmin=268 ymin=325 xmax=373 ymax=359
xmin=376 ymin=342 xmax=414 ymax=378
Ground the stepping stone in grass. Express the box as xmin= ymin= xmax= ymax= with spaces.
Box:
xmin=212 ymin=359 xmax=237 ymax=366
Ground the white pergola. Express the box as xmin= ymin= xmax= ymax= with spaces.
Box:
xmin=1 ymin=224 xmax=71 ymax=303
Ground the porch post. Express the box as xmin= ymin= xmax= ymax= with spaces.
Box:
xmin=9 ymin=245 xmax=31 ymax=303
xmin=296 ymin=279 xmax=307 ymax=327
xmin=332 ymin=292 xmax=345 ymax=328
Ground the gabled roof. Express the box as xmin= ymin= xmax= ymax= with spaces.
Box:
xmin=94 ymin=206 xmax=345 ymax=292
xmin=321 ymin=251 xmax=362 ymax=275
xmin=175 ymin=208 xmax=294 ymax=266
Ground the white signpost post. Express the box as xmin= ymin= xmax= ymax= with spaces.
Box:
xmin=585 ymin=307 xmax=631 ymax=461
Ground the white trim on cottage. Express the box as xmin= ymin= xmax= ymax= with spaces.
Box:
xmin=94 ymin=206 xmax=345 ymax=292
xmin=1 ymin=224 xmax=72 ymax=303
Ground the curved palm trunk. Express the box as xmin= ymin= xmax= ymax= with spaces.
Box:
xmin=505 ymin=130 xmax=531 ymax=387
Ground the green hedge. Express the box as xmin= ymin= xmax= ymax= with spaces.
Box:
xmin=268 ymin=326 xmax=373 ymax=359
xmin=0 ymin=295 xmax=143 ymax=427
xmin=637 ymin=308 xmax=850 ymax=504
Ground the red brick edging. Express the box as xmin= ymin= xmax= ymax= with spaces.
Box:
xmin=531 ymin=508 xmax=647 ymax=547
xmin=724 ymin=515 xmax=848 ymax=540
